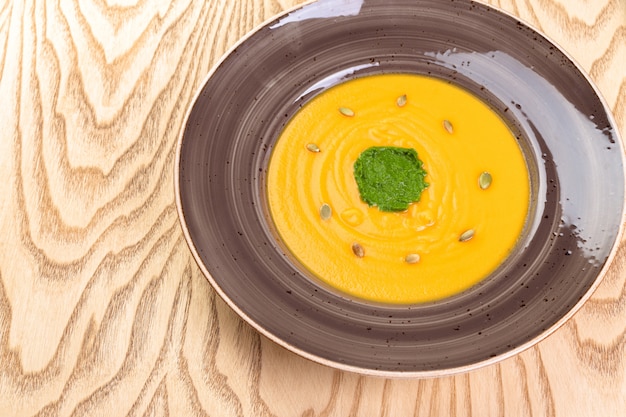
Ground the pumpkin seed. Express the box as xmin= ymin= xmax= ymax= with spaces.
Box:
xmin=405 ymin=253 xmax=420 ymax=264
xmin=459 ymin=229 xmax=475 ymax=242
xmin=319 ymin=203 xmax=332 ymax=220
xmin=396 ymin=94 xmax=407 ymax=107
xmin=443 ymin=119 xmax=454 ymax=134
xmin=351 ymin=242 xmax=365 ymax=258
xmin=339 ymin=107 xmax=355 ymax=117
xmin=479 ymin=172 xmax=492 ymax=190
xmin=306 ymin=143 xmax=320 ymax=153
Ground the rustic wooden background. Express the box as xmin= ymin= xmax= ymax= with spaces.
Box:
xmin=0 ymin=0 xmax=624 ymax=415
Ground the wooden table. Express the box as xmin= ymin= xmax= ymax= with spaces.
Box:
xmin=1 ymin=0 xmax=624 ymax=415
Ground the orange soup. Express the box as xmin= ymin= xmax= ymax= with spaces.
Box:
xmin=267 ymin=74 xmax=530 ymax=304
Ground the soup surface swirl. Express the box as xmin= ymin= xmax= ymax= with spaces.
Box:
xmin=267 ymin=74 xmax=530 ymax=304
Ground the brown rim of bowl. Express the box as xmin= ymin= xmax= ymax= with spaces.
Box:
xmin=175 ymin=0 xmax=625 ymax=378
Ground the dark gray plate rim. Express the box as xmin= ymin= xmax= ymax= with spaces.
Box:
xmin=175 ymin=0 xmax=625 ymax=377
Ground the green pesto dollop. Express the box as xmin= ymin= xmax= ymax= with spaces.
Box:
xmin=353 ymin=146 xmax=428 ymax=212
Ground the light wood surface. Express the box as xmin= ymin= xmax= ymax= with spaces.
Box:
xmin=1 ymin=0 xmax=624 ymax=415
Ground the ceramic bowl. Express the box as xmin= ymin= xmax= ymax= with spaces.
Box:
xmin=175 ymin=0 xmax=625 ymax=377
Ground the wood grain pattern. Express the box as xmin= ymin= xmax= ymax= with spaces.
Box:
xmin=0 ymin=0 xmax=624 ymax=415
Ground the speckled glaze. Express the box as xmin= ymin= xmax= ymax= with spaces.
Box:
xmin=175 ymin=0 xmax=625 ymax=377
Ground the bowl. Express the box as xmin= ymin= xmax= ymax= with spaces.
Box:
xmin=175 ymin=0 xmax=625 ymax=377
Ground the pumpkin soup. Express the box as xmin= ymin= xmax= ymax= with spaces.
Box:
xmin=267 ymin=74 xmax=530 ymax=304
